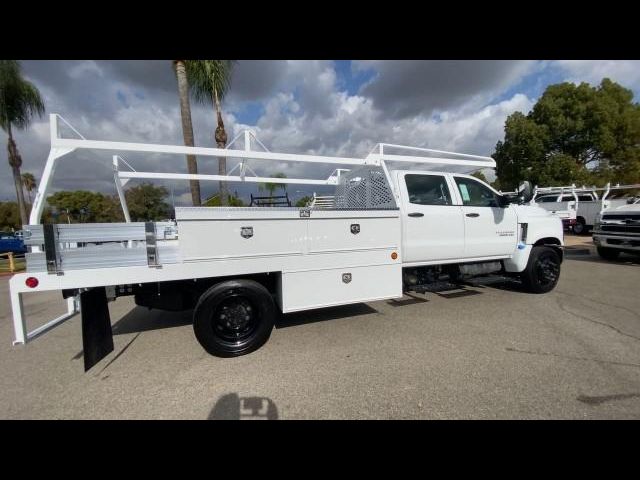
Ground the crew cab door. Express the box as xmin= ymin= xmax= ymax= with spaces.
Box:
xmin=452 ymin=175 xmax=518 ymax=258
xmin=399 ymin=172 xmax=465 ymax=263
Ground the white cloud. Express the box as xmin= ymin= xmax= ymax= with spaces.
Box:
xmin=68 ymin=60 xmax=104 ymax=79
xmin=6 ymin=59 xmax=627 ymax=206
xmin=553 ymin=60 xmax=640 ymax=93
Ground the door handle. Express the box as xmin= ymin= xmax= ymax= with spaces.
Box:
xmin=408 ymin=212 xmax=424 ymax=217
xmin=465 ymin=213 xmax=480 ymax=218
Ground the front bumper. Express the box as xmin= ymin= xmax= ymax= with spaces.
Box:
xmin=593 ymin=233 xmax=640 ymax=251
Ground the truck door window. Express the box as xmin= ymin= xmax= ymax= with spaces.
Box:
xmin=454 ymin=177 xmax=500 ymax=207
xmin=405 ymin=174 xmax=451 ymax=205
xmin=537 ymin=196 xmax=558 ymax=203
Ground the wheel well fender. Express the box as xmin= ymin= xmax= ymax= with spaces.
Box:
xmin=533 ymin=237 xmax=563 ymax=263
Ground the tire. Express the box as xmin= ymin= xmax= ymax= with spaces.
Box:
xmin=572 ymin=218 xmax=587 ymax=235
xmin=597 ymin=246 xmax=620 ymax=261
xmin=193 ymin=279 xmax=276 ymax=357
xmin=520 ymin=246 xmax=561 ymax=294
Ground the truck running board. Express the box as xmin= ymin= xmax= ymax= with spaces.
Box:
xmin=407 ymin=281 xmax=462 ymax=294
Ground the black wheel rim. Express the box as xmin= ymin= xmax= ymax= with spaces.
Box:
xmin=211 ymin=292 xmax=259 ymax=344
xmin=535 ymin=252 xmax=560 ymax=286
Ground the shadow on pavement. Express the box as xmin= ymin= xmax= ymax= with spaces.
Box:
xmin=565 ymin=251 xmax=640 ymax=266
xmin=111 ymin=306 xmax=193 ymax=336
xmin=387 ymin=293 xmax=429 ymax=307
xmin=277 ymin=302 xmax=378 ymax=329
xmin=209 ymin=393 xmax=279 ymax=420
xmin=109 ymin=302 xmax=378 ymax=335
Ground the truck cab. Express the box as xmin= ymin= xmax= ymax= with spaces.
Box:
xmin=390 ymin=170 xmax=564 ymax=293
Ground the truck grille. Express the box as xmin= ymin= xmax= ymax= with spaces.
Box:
xmin=602 ymin=214 xmax=640 ymax=221
xmin=597 ymin=214 xmax=640 ymax=236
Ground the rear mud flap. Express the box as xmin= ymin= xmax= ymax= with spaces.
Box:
xmin=80 ymin=287 xmax=114 ymax=372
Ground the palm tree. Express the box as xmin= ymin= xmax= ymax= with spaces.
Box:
xmin=21 ymin=172 xmax=36 ymax=204
xmin=0 ymin=61 xmax=45 ymax=226
xmin=185 ymin=60 xmax=235 ymax=206
xmin=258 ymin=172 xmax=287 ymax=200
xmin=172 ymin=60 xmax=201 ymax=206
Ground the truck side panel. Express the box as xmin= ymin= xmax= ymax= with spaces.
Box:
xmin=280 ymin=264 xmax=402 ymax=313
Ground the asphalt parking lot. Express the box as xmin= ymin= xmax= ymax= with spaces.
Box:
xmin=1 ymin=236 xmax=639 ymax=419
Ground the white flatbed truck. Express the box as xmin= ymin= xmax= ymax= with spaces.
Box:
xmin=9 ymin=115 xmax=564 ymax=370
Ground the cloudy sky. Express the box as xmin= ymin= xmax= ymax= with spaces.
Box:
xmin=2 ymin=60 xmax=639 ymax=206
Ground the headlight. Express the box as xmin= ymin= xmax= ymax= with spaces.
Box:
xmin=594 ymin=213 xmax=602 ymax=230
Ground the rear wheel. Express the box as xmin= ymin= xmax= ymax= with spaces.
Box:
xmin=193 ymin=279 xmax=276 ymax=357
xmin=520 ymin=246 xmax=561 ymax=293
xmin=597 ymin=246 xmax=620 ymax=261
xmin=572 ymin=218 xmax=587 ymax=235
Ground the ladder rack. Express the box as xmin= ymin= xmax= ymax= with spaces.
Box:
xmin=29 ymin=114 xmax=496 ymax=225
xmin=533 ymin=183 xmax=640 ymax=203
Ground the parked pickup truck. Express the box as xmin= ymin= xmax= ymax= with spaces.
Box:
xmin=593 ymin=197 xmax=640 ymax=260
xmin=534 ymin=190 xmax=629 ymax=235
xmin=532 ymin=192 xmax=578 ymax=230
xmin=0 ymin=231 xmax=27 ymax=255
xmin=8 ymin=114 xmax=566 ymax=371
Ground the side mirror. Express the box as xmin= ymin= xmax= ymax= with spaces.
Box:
xmin=517 ymin=180 xmax=533 ymax=204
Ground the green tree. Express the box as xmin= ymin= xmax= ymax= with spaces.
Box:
xmin=173 ymin=60 xmax=201 ymax=206
xmin=43 ymin=185 xmax=171 ymax=224
xmin=295 ymin=195 xmax=313 ymax=207
xmin=124 ymin=183 xmax=172 ymax=221
xmin=471 ymin=170 xmax=489 ymax=183
xmin=185 ymin=60 xmax=235 ymax=206
xmin=0 ymin=60 xmax=45 ymax=226
xmin=204 ymin=192 xmax=245 ymax=206
xmin=493 ymin=78 xmax=640 ymax=190
xmin=21 ymin=172 xmax=36 ymax=204
xmin=47 ymin=190 xmax=123 ymax=223
xmin=258 ymin=172 xmax=287 ymax=199
xmin=493 ymin=112 xmax=549 ymax=190
xmin=0 ymin=201 xmax=20 ymax=231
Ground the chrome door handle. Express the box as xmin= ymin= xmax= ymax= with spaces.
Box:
xmin=408 ymin=212 xmax=424 ymax=217
xmin=465 ymin=213 xmax=480 ymax=218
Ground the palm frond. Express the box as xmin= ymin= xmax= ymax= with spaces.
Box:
xmin=184 ymin=60 xmax=235 ymax=105
xmin=0 ymin=60 xmax=45 ymax=132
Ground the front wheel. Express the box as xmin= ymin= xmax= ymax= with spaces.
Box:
xmin=193 ymin=279 xmax=276 ymax=357
xmin=597 ymin=246 xmax=620 ymax=261
xmin=520 ymin=246 xmax=561 ymax=293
